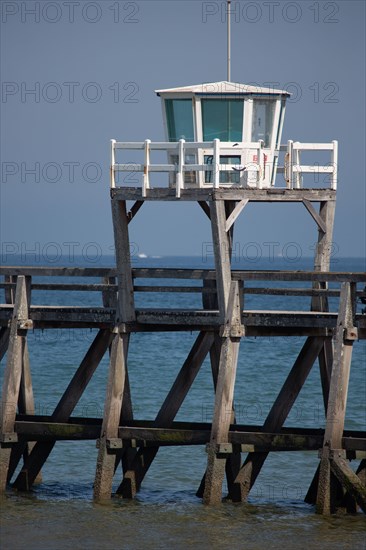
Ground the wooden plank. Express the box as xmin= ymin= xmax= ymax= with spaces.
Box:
xmin=1 ymin=266 xmax=365 ymax=283
xmin=94 ymin=333 xmax=129 ymax=501
xmin=0 ymin=276 xmax=28 ymax=491
xmin=111 ymin=187 xmax=336 ymax=202
xmin=1 ymin=306 xmax=365 ymax=336
xmin=231 ymin=336 xmax=325 ymax=501
xmin=12 ymin=418 xmax=365 ymax=452
xmin=13 ymin=329 xmax=112 ymax=490
xmin=116 ymin=331 xmax=214 ymax=498
xmin=0 ymin=267 xmax=117 ymax=278
xmin=1 ymin=283 xmax=359 ymax=297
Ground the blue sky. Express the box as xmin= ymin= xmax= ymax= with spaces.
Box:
xmin=1 ymin=0 xmax=365 ymax=262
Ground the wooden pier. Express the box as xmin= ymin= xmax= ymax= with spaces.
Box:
xmin=0 ymin=186 xmax=365 ymax=514
xmin=0 ymin=121 xmax=365 ymax=514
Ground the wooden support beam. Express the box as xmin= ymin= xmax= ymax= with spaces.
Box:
xmin=114 ymin=363 xmax=135 ymax=477
xmin=111 ymin=186 xmax=336 ymax=203
xmin=330 ymin=454 xmax=366 ymax=513
xmin=225 ymin=199 xmax=249 ymax=233
xmin=231 ymin=336 xmax=325 ymax=502
xmin=313 ymin=200 xmax=336 ymax=273
xmin=198 ymin=201 xmax=211 ymax=219
xmin=111 ymin=199 xmax=136 ymax=324
xmin=302 ymin=199 xmax=327 ymax=233
xmin=127 ymin=200 xmax=144 ymax=223
xmin=316 ymin=282 xmax=356 ymax=514
xmin=306 ymin=199 xmax=337 ymax=504
xmin=203 ymin=335 xmax=240 ymax=504
xmin=12 ymin=329 xmax=112 ymax=490
xmin=116 ymin=331 xmax=214 ymax=498
xmin=94 ymin=333 xmax=129 ymax=501
xmin=202 ymin=200 xmax=244 ymax=504
xmin=209 ymin=200 xmax=232 ymax=315
xmin=0 ymin=276 xmax=28 ymax=491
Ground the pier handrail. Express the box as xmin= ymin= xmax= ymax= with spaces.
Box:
xmin=110 ymin=139 xmax=338 ymax=194
xmin=1 ymin=266 xmax=365 ymax=281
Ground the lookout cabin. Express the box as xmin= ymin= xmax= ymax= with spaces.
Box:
xmin=111 ymin=80 xmax=338 ymax=196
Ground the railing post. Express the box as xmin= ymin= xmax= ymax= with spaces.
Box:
xmin=331 ymin=140 xmax=338 ymax=190
xmin=142 ymin=139 xmax=151 ymax=198
xmin=213 ymin=139 xmax=220 ymax=188
xmin=176 ymin=139 xmax=185 ymax=198
xmin=258 ymin=140 xmax=264 ymax=189
xmin=286 ymin=140 xmax=294 ymax=189
xmin=110 ymin=139 xmax=116 ymax=189
xmin=294 ymin=142 xmax=302 ymax=189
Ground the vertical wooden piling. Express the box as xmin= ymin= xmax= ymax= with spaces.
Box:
xmin=93 ymin=198 xmax=135 ymax=500
xmin=94 ymin=332 xmax=129 ymax=500
xmin=203 ymin=200 xmax=243 ymax=504
xmin=316 ymin=282 xmax=360 ymax=514
xmin=0 ymin=276 xmax=29 ymax=491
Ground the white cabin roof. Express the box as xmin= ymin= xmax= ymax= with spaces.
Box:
xmin=156 ymin=80 xmax=290 ymax=96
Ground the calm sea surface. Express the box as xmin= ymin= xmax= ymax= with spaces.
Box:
xmin=1 ymin=256 xmax=365 ymax=549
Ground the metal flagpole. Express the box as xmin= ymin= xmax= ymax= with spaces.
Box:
xmin=227 ymin=0 xmax=231 ymax=81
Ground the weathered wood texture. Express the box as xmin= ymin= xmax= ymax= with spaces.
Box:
xmin=111 ymin=199 xmax=135 ymax=323
xmin=111 ymin=187 xmax=336 ymax=202
xmin=316 ymin=282 xmax=357 ymax=514
xmin=94 ymin=333 xmax=129 ymax=500
xmin=0 ymin=277 xmax=29 ymax=491
xmin=203 ymin=201 xmax=243 ymax=505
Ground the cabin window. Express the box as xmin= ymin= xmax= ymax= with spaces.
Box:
xmin=251 ymin=100 xmax=276 ymax=147
xmin=201 ymin=99 xmax=244 ymax=141
xmin=165 ymin=99 xmax=194 ymax=141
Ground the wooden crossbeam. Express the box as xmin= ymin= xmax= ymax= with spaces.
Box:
xmin=302 ymin=199 xmax=327 ymax=233
xmin=225 ymin=199 xmax=249 ymax=232
xmin=127 ymin=200 xmax=144 ymax=223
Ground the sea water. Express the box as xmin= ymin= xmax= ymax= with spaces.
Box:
xmin=0 ymin=256 xmax=365 ymax=550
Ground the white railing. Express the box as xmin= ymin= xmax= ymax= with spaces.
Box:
xmin=110 ymin=138 xmax=338 ymax=196
xmin=280 ymin=140 xmax=338 ymax=190
xmin=111 ymin=139 xmax=266 ymax=197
